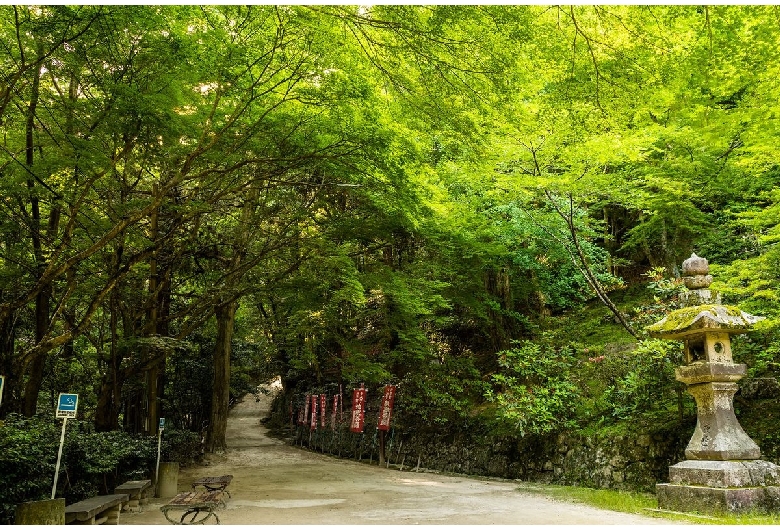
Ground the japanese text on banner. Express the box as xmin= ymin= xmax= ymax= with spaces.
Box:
xmin=320 ymin=394 xmax=327 ymax=428
xmin=377 ymin=385 xmax=396 ymax=431
xmin=310 ymin=394 xmax=318 ymax=430
xmin=350 ymin=385 xmax=366 ymax=433
xmin=331 ymin=394 xmax=339 ymax=430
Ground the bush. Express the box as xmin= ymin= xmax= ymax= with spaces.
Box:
xmin=590 ymin=339 xmax=686 ymax=423
xmin=485 ymin=341 xmax=581 ymax=436
xmin=0 ymin=414 xmax=59 ymax=524
xmin=161 ymin=428 xmax=202 ymax=464
xmin=0 ymin=414 xmax=201 ymax=524
xmin=395 ymin=354 xmax=488 ymax=429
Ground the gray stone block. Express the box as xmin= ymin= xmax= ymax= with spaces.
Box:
xmin=15 ymin=498 xmax=65 ymax=525
xmin=668 ymin=459 xmax=780 ymax=488
xmin=657 ymin=483 xmax=767 ymax=513
xmin=765 ymin=486 xmax=780 ymax=511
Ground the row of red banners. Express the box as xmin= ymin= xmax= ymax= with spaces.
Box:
xmin=296 ymin=384 xmax=396 ymax=433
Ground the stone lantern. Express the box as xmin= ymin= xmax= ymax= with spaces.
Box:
xmin=647 ymin=254 xmax=780 ymax=513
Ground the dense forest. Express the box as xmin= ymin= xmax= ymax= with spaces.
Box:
xmin=2 ymin=4 xmax=780 ymax=515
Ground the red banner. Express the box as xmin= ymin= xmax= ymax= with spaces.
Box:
xmin=303 ymin=395 xmax=310 ymax=425
xmin=320 ymin=394 xmax=327 ymax=428
xmin=331 ymin=394 xmax=339 ymax=430
xmin=350 ymin=385 xmax=367 ymax=433
xmin=377 ymin=385 xmax=397 ymax=431
xmin=310 ymin=394 xmax=318 ymax=430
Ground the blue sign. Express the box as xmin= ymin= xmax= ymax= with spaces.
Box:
xmin=159 ymin=417 xmax=165 ymax=430
xmin=56 ymin=393 xmax=78 ymax=418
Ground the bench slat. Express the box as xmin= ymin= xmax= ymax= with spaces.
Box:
xmin=65 ymin=494 xmax=128 ymax=518
xmin=191 ymin=475 xmax=232 ymax=487
xmin=65 ymin=494 xmax=128 ymax=523
xmin=166 ymin=490 xmax=223 ymax=507
xmin=114 ymin=479 xmax=152 ymax=495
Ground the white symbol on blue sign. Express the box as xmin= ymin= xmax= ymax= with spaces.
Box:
xmin=56 ymin=393 xmax=78 ymax=418
xmin=159 ymin=418 xmax=165 ymax=429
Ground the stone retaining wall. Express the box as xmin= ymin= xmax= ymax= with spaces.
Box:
xmin=268 ymin=393 xmax=694 ymax=492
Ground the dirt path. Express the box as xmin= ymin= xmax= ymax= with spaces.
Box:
xmin=122 ymin=382 xmax=674 ymax=525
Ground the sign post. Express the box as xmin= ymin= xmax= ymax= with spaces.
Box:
xmin=52 ymin=393 xmax=78 ymax=499
xmin=155 ymin=418 xmax=165 ymax=487
xmin=0 ymin=375 xmax=5 ymax=426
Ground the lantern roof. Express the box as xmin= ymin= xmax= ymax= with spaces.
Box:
xmin=646 ymin=304 xmax=763 ymax=340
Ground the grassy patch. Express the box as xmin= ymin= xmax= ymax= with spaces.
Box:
xmin=515 ymin=482 xmax=780 ymax=525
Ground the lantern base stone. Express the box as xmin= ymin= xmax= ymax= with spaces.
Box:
xmin=657 ymin=483 xmax=768 ymax=513
xmin=669 ymin=459 xmax=780 ymax=488
xmin=657 ymin=459 xmax=780 ymax=514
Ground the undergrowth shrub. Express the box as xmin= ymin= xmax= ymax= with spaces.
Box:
xmin=0 ymin=414 xmax=202 ymax=524
xmin=485 ymin=341 xmax=581 ymax=436
xmin=588 ymin=339 xmax=686 ymax=423
xmin=0 ymin=414 xmax=59 ymax=524
xmin=161 ymin=428 xmax=202 ymax=464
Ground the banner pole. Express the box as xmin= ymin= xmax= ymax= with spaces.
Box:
xmin=51 ymin=418 xmax=67 ymax=499
xmin=386 ymin=429 xmax=394 ymax=468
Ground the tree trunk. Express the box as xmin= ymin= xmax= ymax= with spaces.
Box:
xmin=0 ymin=312 xmax=18 ymax=416
xmin=94 ymin=282 xmax=121 ymax=432
xmin=21 ymin=351 xmax=45 ymax=416
xmin=145 ymin=192 xmax=161 ymax=435
xmin=205 ymin=184 xmax=256 ymax=451
xmin=94 ymin=377 xmax=117 ymax=431
xmin=21 ymin=43 xmax=48 ymax=417
xmin=207 ymin=300 xmax=237 ymax=453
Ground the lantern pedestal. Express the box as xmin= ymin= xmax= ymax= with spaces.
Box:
xmin=682 ymin=379 xmax=760 ymax=461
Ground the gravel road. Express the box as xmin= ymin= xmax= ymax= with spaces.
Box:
xmin=121 ymin=381 xmax=677 ymax=525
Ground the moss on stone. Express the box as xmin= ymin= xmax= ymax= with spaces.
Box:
xmin=646 ymin=304 xmax=762 ymax=338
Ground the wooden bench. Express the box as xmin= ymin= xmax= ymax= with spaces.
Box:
xmin=65 ymin=494 xmax=128 ymax=525
xmin=191 ymin=475 xmax=233 ymax=498
xmin=160 ymin=490 xmax=225 ymax=525
xmin=114 ymin=479 xmax=152 ymax=512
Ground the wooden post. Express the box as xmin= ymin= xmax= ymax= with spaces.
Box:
xmin=378 ymin=430 xmax=386 ymax=466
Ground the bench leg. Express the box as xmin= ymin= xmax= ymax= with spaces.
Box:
xmin=125 ymin=497 xmax=140 ymax=512
xmin=177 ymin=508 xmax=220 ymax=525
xmin=161 ymin=507 xmax=179 ymax=525
xmin=104 ymin=505 xmax=121 ymax=525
